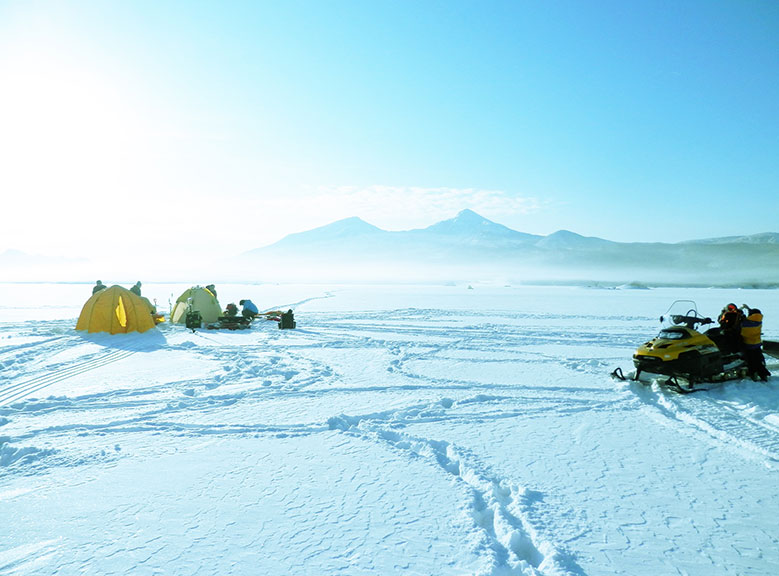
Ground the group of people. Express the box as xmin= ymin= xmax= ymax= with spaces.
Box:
xmin=92 ymin=280 xmax=143 ymax=297
xmin=200 ymin=284 xmax=259 ymax=320
xmin=93 ymin=280 xmax=258 ymax=319
xmin=190 ymin=284 xmax=260 ymax=321
xmin=92 ymin=280 xmax=157 ymax=315
xmin=716 ymin=302 xmax=771 ymax=382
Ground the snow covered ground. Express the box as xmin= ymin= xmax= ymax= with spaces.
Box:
xmin=1 ymin=282 xmax=778 ymax=576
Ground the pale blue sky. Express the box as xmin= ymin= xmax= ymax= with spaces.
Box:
xmin=1 ymin=0 xmax=777 ymax=262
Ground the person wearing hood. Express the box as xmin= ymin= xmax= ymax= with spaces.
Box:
xmin=740 ymin=304 xmax=771 ymax=382
xmin=92 ymin=280 xmax=106 ymax=295
xmin=130 ymin=281 xmax=142 ymax=297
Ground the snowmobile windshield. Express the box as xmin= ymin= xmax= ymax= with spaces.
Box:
xmin=660 ymin=300 xmax=709 ymax=329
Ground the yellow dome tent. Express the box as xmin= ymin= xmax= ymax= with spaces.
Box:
xmin=170 ymin=286 xmax=222 ymax=325
xmin=76 ymin=285 xmax=156 ymax=334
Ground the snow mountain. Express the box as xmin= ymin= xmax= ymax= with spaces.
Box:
xmin=264 ymin=217 xmax=386 ymax=250
xmin=243 ymin=210 xmax=779 ymax=286
xmin=246 ymin=210 xmax=554 ymax=260
xmin=416 ymin=208 xmax=541 ymax=245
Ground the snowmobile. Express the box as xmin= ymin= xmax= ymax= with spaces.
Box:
xmin=612 ymin=300 xmax=778 ymax=394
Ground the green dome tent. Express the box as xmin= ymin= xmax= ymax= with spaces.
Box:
xmin=170 ymin=286 xmax=222 ymax=325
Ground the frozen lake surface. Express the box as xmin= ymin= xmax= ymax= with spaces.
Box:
xmin=1 ymin=282 xmax=778 ymax=575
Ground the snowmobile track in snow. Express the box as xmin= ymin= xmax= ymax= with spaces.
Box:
xmin=0 ymin=348 xmax=138 ymax=407
xmin=630 ymin=379 xmax=779 ymax=466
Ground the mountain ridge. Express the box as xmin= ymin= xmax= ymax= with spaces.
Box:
xmin=246 ymin=209 xmax=778 ymax=254
xmin=239 ymin=210 xmax=779 ymax=284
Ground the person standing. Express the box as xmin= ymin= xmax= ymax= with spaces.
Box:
xmin=130 ymin=282 xmax=142 ymax=297
xmin=740 ymin=304 xmax=771 ymax=382
xmin=92 ymin=280 xmax=107 ymax=295
xmin=718 ymin=303 xmax=744 ymax=353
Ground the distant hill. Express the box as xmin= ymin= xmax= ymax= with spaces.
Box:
xmin=534 ymin=229 xmax=615 ymax=249
xmin=0 ymin=249 xmax=92 ymax=282
xmin=0 ymin=249 xmax=86 ymax=267
xmin=0 ymin=249 xmax=52 ymax=266
xmin=260 ymin=217 xmax=386 ymax=251
xmin=243 ymin=210 xmax=779 ymax=285
xmin=682 ymin=233 xmax=779 ymax=245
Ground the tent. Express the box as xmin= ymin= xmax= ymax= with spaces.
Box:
xmin=76 ymin=285 xmax=156 ymax=334
xmin=170 ymin=286 xmax=222 ymax=325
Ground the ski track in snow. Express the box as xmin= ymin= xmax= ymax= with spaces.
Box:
xmin=3 ymin=302 xmax=779 ymax=574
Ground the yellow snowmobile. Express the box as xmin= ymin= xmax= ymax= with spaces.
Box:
xmin=614 ymin=300 xmax=775 ymax=393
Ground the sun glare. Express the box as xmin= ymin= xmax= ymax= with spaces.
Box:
xmin=0 ymin=43 xmax=155 ymax=255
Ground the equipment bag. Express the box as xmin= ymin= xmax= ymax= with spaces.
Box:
xmin=279 ymin=310 xmax=296 ymax=330
xmin=185 ymin=310 xmax=203 ymax=330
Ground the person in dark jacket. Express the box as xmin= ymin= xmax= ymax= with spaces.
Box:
xmin=205 ymin=284 xmax=217 ymax=299
xmin=92 ymin=280 xmax=106 ymax=295
xmin=717 ymin=303 xmax=744 ymax=353
xmin=740 ymin=304 xmax=771 ymax=382
xmin=130 ymin=281 xmax=142 ymax=297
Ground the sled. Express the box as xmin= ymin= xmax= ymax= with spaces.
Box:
xmin=207 ymin=316 xmax=252 ymax=330
xmin=763 ymin=340 xmax=779 ymax=359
